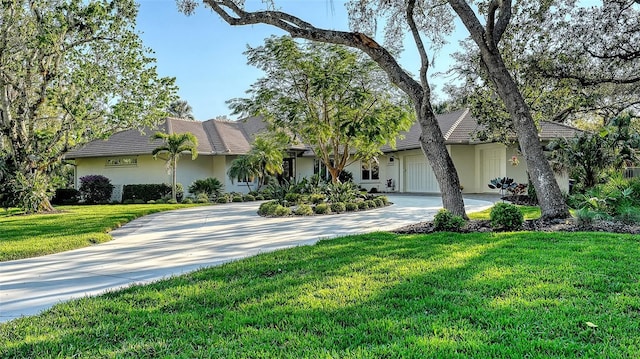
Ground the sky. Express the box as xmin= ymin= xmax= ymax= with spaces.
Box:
xmin=135 ymin=1 xmax=466 ymax=121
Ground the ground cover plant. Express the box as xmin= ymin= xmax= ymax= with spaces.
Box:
xmin=0 ymin=204 xmax=202 ymax=261
xmin=2 ymin=231 xmax=639 ymax=357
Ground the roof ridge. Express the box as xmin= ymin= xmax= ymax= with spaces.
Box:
xmin=443 ymin=108 xmax=470 ymax=141
xmin=211 ymin=120 xmax=231 ymax=153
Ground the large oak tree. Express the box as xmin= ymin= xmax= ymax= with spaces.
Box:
xmin=0 ymin=0 xmax=176 ymax=212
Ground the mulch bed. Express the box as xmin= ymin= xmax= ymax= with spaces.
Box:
xmin=394 ymin=218 xmax=640 ymax=235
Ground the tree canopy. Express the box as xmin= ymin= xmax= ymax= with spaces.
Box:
xmin=167 ymin=100 xmax=196 ymax=121
xmin=151 ymin=132 xmax=199 ymax=201
xmin=0 ymin=0 xmax=177 ymax=212
xmin=228 ymin=36 xmax=413 ymax=183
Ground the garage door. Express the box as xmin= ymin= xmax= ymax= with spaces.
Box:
xmin=404 ymin=155 xmax=440 ymax=192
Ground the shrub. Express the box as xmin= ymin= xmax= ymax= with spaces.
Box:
xmin=358 ymin=201 xmax=369 ymax=210
xmin=51 ymin=188 xmax=80 ymax=205
xmin=79 ymin=175 xmax=114 ymax=204
xmin=167 ymin=199 xmax=178 ymax=204
xmin=294 ymin=204 xmax=314 ymax=216
xmin=284 ymin=192 xmax=300 ymax=204
xmin=182 ymin=198 xmax=194 ymax=204
xmin=325 ymin=181 xmax=359 ymax=203
xmin=155 ymin=198 xmax=166 ymax=204
xmin=314 ymin=203 xmax=331 ymax=214
xmin=195 ymin=193 xmax=210 ymax=203
xmin=188 ymin=177 xmax=224 ymax=198
xmin=575 ymin=207 xmax=612 ymax=226
xmin=345 ymin=202 xmax=358 ymax=212
xmin=615 ymin=203 xmax=640 ymax=224
xmin=365 ymin=200 xmax=376 ymax=208
xmin=374 ymin=197 xmax=385 ymax=207
xmin=217 ymin=197 xmax=229 ymax=204
xmin=433 ymin=209 xmax=466 ymax=232
xmin=122 ymin=184 xmax=183 ymax=203
xmin=258 ymin=201 xmax=279 ymax=216
xmin=255 ymin=195 xmax=265 ymax=201
xmin=243 ymin=194 xmax=256 ymax=201
xmin=309 ymin=193 xmax=325 ymax=204
xmin=133 ymin=199 xmax=145 ymax=204
xmin=377 ymin=196 xmax=390 ymax=205
xmin=330 ymin=202 xmax=346 ymax=213
xmin=490 ymin=203 xmax=523 ymax=231
xmin=274 ymin=205 xmax=291 ymax=216
xmin=232 ymin=196 xmax=243 ymax=202
xmin=147 ymin=200 xmax=156 ymax=204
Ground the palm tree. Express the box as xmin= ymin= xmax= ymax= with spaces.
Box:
xmin=249 ymin=136 xmax=285 ymax=189
xmin=151 ymin=132 xmax=198 ymax=201
xmin=227 ymin=155 xmax=259 ymax=192
xmin=167 ymin=100 xmax=195 ymax=120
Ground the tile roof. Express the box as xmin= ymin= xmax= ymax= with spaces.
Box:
xmin=65 ymin=109 xmax=582 ymax=159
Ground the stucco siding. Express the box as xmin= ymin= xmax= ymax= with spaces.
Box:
xmin=449 ymin=145 xmax=476 ymax=193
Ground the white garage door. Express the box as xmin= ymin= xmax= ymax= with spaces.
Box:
xmin=404 ymin=155 xmax=440 ymax=192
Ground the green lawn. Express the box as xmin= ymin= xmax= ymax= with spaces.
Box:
xmin=0 ymin=204 xmax=203 ymax=261
xmin=2 ymin=231 xmax=639 ymax=358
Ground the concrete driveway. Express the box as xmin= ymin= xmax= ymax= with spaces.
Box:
xmin=0 ymin=195 xmax=493 ymax=323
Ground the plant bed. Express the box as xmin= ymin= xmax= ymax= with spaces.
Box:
xmin=394 ymin=217 xmax=640 ymax=234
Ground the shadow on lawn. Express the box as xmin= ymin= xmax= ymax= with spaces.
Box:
xmin=3 ymin=232 xmax=640 ymax=357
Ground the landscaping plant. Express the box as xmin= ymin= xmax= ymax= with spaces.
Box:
xmin=433 ymin=209 xmax=466 ymax=232
xmin=490 ymin=202 xmax=524 ymax=231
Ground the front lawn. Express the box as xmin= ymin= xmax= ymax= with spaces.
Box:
xmin=2 ymin=231 xmax=639 ymax=358
xmin=468 ymin=205 xmax=541 ymax=220
xmin=0 ymin=204 xmax=203 ymax=261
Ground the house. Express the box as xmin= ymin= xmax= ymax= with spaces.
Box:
xmin=64 ymin=108 xmax=581 ymax=200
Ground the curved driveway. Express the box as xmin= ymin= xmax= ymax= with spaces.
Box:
xmin=0 ymin=195 xmax=493 ymax=323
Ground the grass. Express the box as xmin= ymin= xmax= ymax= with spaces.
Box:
xmin=0 ymin=204 xmax=203 ymax=261
xmin=2 ymin=231 xmax=639 ymax=358
xmin=468 ymin=205 xmax=541 ymax=220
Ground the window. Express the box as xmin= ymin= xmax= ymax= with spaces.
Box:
xmin=313 ymin=159 xmax=330 ymax=181
xmin=361 ymin=161 xmax=379 ymax=181
xmin=106 ymin=157 xmax=137 ymax=167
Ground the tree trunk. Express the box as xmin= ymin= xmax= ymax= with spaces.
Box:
xmin=415 ymin=101 xmax=468 ymax=219
xmin=481 ymin=52 xmax=570 ymax=220
xmin=172 ymin=158 xmax=177 ymax=202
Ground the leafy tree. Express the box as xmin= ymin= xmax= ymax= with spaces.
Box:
xmin=227 ymin=155 xmax=259 ymax=192
xmin=151 ymin=132 xmax=199 ymax=201
xmin=248 ymin=134 xmax=285 ymax=188
xmin=167 ymin=99 xmax=196 ymax=120
xmin=0 ymin=0 xmax=176 ymax=213
xmin=228 ymin=36 xmax=413 ymax=184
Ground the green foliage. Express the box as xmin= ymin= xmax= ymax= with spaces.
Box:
xmin=181 ymin=198 xmax=194 ymax=204
xmin=232 ymin=196 xmax=243 ymax=202
xmin=188 ymin=177 xmax=224 ymax=198
xmin=569 ymin=177 xmax=640 ymax=224
xmin=284 ymin=192 xmax=301 ymax=204
xmin=195 ymin=193 xmax=210 ymax=204
xmin=274 ymin=205 xmax=292 ymax=216
xmin=374 ymin=197 xmax=385 ymax=207
xmin=227 ymin=155 xmax=258 ymax=192
xmin=325 ymin=181 xmax=359 ymax=203
xmin=309 ymin=193 xmax=326 ymax=205
xmin=0 ymin=0 xmax=176 ymax=213
xmin=228 ymin=36 xmax=414 ymax=184
xmin=217 ymin=197 xmax=229 ymax=204
xmin=258 ymin=201 xmax=279 ymax=216
xmin=433 ymin=209 xmax=466 ymax=232
xmin=365 ymin=200 xmax=376 ymax=209
xmin=79 ymin=175 xmax=114 ymax=204
xmin=51 ymin=188 xmax=80 ymax=205
xmin=488 ymin=177 xmax=518 ymax=196
xmin=330 ymin=202 xmax=346 ymax=213
xmin=243 ymin=194 xmax=256 ymax=202
xmin=294 ymin=204 xmax=314 ymax=216
xmin=358 ymin=201 xmax=369 ymax=210
xmin=345 ymin=202 xmax=358 ymax=212
xmin=490 ymin=203 xmax=524 ymax=231
xmin=123 ymin=184 xmax=183 ymax=203
xmin=152 ymin=132 xmax=198 ymax=202
xmin=314 ymin=203 xmax=331 ymax=214
xmin=377 ymin=196 xmax=390 ymax=205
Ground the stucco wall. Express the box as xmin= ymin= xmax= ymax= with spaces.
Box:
xmin=449 ymin=145 xmax=476 ymax=193
xmin=75 ymin=155 xmax=219 ymax=197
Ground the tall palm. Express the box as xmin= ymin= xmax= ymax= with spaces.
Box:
xmin=249 ymin=136 xmax=284 ymax=189
xmin=227 ymin=155 xmax=259 ymax=192
xmin=151 ymin=132 xmax=198 ymax=201
xmin=167 ymin=100 xmax=195 ymax=120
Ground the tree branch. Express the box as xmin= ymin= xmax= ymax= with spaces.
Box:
xmin=203 ymin=0 xmax=423 ymax=102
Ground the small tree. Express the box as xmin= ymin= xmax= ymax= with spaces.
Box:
xmin=79 ymin=175 xmax=114 ymax=204
xmin=151 ymin=132 xmax=198 ymax=201
xmin=227 ymin=155 xmax=259 ymax=192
